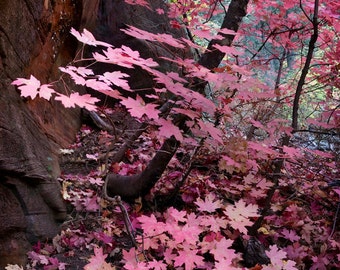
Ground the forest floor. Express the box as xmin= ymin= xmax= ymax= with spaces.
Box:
xmin=25 ymin=106 xmax=182 ymax=269
xmin=20 ymin=106 xmax=340 ymax=270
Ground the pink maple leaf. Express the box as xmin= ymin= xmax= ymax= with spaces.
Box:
xmin=55 ymin=92 xmax=99 ymax=111
xmin=84 ymin=247 xmax=112 ymax=270
xmin=224 ymin=200 xmax=260 ymax=234
xmin=145 ymin=260 xmax=167 ymax=270
xmin=262 ymin=245 xmax=298 ymax=270
xmin=39 ymin=84 xmax=55 ymax=100
xmin=71 ymin=92 xmax=99 ymax=111
xmin=156 ymin=8 xmax=165 ymax=15
xmin=173 ymin=248 xmax=205 ymax=270
xmin=157 ymin=118 xmax=183 ymax=141
xmin=59 ymin=66 xmax=86 ymax=85
xmin=210 ymin=238 xmax=236 ymax=262
xmin=12 ymin=75 xmax=41 ymax=99
xmin=12 ymin=75 xmax=56 ymax=100
xmin=166 ymin=207 xmax=187 ymax=223
xmin=264 ymin=245 xmax=287 ymax=268
xmin=137 ymin=214 xmax=167 ymax=235
xmin=83 ymin=196 xmax=99 ymax=212
xmin=70 ymin=28 xmax=112 ymax=47
xmin=200 ymin=216 xmax=228 ymax=233
xmin=280 ymin=228 xmax=300 ymax=242
xmin=218 ymin=28 xmax=237 ymax=36
xmin=198 ymin=120 xmax=223 ymax=144
xmin=54 ymin=93 xmax=75 ymax=108
xmin=213 ymin=44 xmax=241 ymax=55
xmin=171 ymin=224 xmax=201 ymax=246
xmin=85 ymin=79 xmax=111 ymax=91
xmin=121 ymin=95 xmax=159 ymax=119
xmin=122 ymin=247 xmax=137 ymax=264
xmin=75 ymin=67 xmax=94 ymax=77
xmin=101 ymin=71 xmax=130 ymax=91
xmin=195 ymin=193 xmax=222 ymax=213
xmin=121 ymin=25 xmax=185 ymax=49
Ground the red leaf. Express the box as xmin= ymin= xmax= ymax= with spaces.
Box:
xmin=12 ymin=75 xmax=41 ymax=99
xmin=70 ymin=28 xmax=112 ymax=47
xmin=157 ymin=118 xmax=183 ymax=141
xmin=84 ymin=247 xmax=112 ymax=270
xmin=120 ymin=95 xmax=159 ymax=119
xmin=195 ymin=193 xmax=222 ymax=213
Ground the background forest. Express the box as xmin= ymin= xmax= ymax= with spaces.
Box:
xmin=9 ymin=0 xmax=339 ymax=269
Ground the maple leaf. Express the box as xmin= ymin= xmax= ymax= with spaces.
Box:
xmin=70 ymin=28 xmax=112 ymax=47
xmin=122 ymin=248 xmax=139 ymax=269
xmin=156 ymin=8 xmax=165 ymax=15
xmin=171 ymin=223 xmax=201 ymax=246
xmin=280 ymin=228 xmax=300 ymax=242
xmin=192 ymin=28 xmax=224 ymax=40
xmin=27 ymin=251 xmax=49 ymax=265
xmin=200 ymin=216 xmax=228 ymax=233
xmin=195 ymin=193 xmax=222 ymax=213
xmin=137 ymin=214 xmax=168 ymax=236
xmin=218 ymin=28 xmax=237 ymax=36
xmin=12 ymin=75 xmax=41 ymax=99
xmin=83 ymin=195 xmax=99 ymax=212
xmin=85 ymin=79 xmax=111 ymax=91
xmin=214 ymin=258 xmax=239 ymax=270
xmin=101 ymin=71 xmax=130 ymax=91
xmin=55 ymin=93 xmax=76 ymax=108
xmin=173 ymin=248 xmax=205 ymax=270
xmin=59 ymin=66 xmax=86 ymax=85
xmin=210 ymin=238 xmax=237 ymax=263
xmin=224 ymin=200 xmax=260 ymax=234
xmin=166 ymin=206 xmax=187 ymax=223
xmin=145 ymin=260 xmax=167 ymax=270
xmin=120 ymin=95 xmax=159 ymax=119
xmin=71 ymin=92 xmax=99 ymax=111
xmin=84 ymin=247 xmax=113 ymax=270
xmin=262 ymin=245 xmax=299 ymax=270
xmin=213 ymin=44 xmax=241 ymax=55
xmin=198 ymin=120 xmax=223 ymax=144
xmin=121 ymin=25 xmax=185 ymax=49
xmin=55 ymin=92 xmax=99 ymax=111
xmin=39 ymin=84 xmax=55 ymax=100
xmin=157 ymin=118 xmax=183 ymax=141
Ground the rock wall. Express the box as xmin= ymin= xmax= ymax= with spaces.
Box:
xmin=0 ymin=0 xmax=82 ymax=266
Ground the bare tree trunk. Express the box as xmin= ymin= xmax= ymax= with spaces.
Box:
xmin=292 ymin=0 xmax=319 ymax=130
xmin=106 ymin=0 xmax=250 ymax=200
xmin=248 ymin=0 xmax=320 ymax=235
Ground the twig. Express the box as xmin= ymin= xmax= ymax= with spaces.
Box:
xmin=103 ymin=180 xmax=138 ymax=247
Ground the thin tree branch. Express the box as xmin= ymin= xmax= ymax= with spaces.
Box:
xmin=292 ymin=0 xmax=319 ymax=130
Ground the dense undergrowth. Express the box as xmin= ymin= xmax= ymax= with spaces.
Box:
xmin=11 ymin=106 xmax=338 ymax=270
